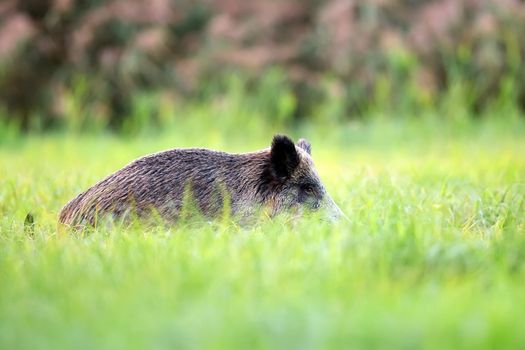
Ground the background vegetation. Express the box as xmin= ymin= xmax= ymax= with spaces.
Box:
xmin=1 ymin=1 xmax=525 ymax=349
xmin=1 ymin=0 xmax=525 ymax=130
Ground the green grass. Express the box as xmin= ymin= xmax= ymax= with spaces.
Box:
xmin=1 ymin=116 xmax=525 ymax=349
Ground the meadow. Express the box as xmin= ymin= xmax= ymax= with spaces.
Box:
xmin=1 ymin=110 xmax=525 ymax=349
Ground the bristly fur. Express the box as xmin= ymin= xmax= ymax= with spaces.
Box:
xmin=58 ymin=134 xmax=333 ymax=227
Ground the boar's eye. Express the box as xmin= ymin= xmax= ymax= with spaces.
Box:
xmin=301 ymin=184 xmax=315 ymax=195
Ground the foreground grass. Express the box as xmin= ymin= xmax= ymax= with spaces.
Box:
xmin=1 ymin=117 xmax=525 ymax=349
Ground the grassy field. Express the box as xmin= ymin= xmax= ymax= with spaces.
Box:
xmin=1 ymin=116 xmax=525 ymax=349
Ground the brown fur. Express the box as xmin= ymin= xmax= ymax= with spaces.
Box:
xmin=58 ymin=135 xmax=342 ymax=227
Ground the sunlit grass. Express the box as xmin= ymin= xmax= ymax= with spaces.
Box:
xmin=1 ymin=116 xmax=525 ymax=349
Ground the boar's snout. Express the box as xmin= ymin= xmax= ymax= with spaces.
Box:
xmin=321 ymin=194 xmax=348 ymax=222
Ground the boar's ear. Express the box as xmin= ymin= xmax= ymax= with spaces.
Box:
xmin=270 ymin=135 xmax=300 ymax=180
xmin=297 ymin=138 xmax=311 ymax=155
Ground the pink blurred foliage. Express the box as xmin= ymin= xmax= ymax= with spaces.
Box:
xmin=0 ymin=0 xmax=524 ymax=127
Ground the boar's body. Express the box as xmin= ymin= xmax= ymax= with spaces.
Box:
xmin=59 ymin=135 xmax=344 ymax=227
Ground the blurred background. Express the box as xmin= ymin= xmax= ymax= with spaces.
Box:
xmin=0 ymin=0 xmax=524 ymax=134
